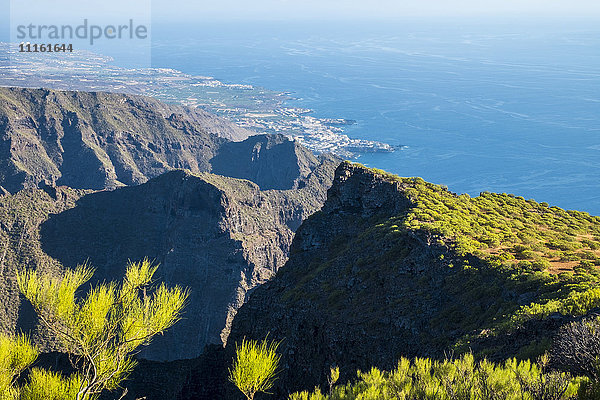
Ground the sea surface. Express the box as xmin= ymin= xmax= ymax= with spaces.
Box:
xmin=52 ymin=19 xmax=600 ymax=214
xmin=150 ymin=19 xmax=600 ymax=215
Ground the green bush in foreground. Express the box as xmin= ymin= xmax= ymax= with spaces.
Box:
xmin=0 ymin=334 xmax=38 ymax=400
xmin=20 ymin=369 xmax=82 ymax=400
xmin=229 ymin=337 xmax=281 ymax=400
xmin=13 ymin=259 xmax=188 ymax=400
xmin=289 ymin=354 xmax=584 ymax=400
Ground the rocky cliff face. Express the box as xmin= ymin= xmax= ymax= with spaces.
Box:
xmin=211 ymin=133 xmax=322 ymax=190
xmin=0 ymin=87 xmax=253 ymax=192
xmin=227 ymin=162 xmax=430 ymax=395
xmin=0 ymin=186 xmax=91 ymax=350
xmin=1 ymin=160 xmax=337 ymax=361
xmin=0 ymin=86 xmax=342 ymax=361
xmin=8 ymin=161 xmax=596 ymax=400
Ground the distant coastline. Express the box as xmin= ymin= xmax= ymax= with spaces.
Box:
xmin=0 ymin=43 xmax=397 ymax=158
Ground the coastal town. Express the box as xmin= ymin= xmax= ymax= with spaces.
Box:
xmin=0 ymin=44 xmax=398 ymax=157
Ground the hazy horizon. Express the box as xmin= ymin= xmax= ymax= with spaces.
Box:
xmin=153 ymin=0 xmax=600 ymax=21
xmin=2 ymin=0 xmax=600 ymax=23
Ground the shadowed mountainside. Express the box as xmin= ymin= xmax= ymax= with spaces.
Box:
xmin=5 ymin=162 xmax=600 ymax=399
xmin=0 ymin=86 xmax=342 ymax=361
xmin=102 ymin=162 xmax=600 ymax=399
xmin=0 ymin=157 xmax=338 ymax=361
xmin=211 ymin=133 xmax=322 ymax=190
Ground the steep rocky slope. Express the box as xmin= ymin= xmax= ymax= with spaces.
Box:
xmin=211 ymin=133 xmax=322 ymax=190
xmin=0 ymin=158 xmax=338 ymax=361
xmin=0 ymin=85 xmax=343 ymax=363
xmin=11 ymin=162 xmax=599 ymax=400
xmin=227 ymin=162 xmax=600 ymax=396
xmin=0 ymin=86 xmax=253 ymax=192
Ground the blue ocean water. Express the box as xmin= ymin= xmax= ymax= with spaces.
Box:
xmin=151 ymin=19 xmax=600 ymax=215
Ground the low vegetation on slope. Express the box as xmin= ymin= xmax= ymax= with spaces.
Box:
xmin=374 ymin=168 xmax=600 ymax=272
xmin=288 ymin=353 xmax=586 ymax=400
xmin=284 ymin=163 xmax=600 ymax=346
xmin=228 ymin=162 xmax=600 ymax=396
xmin=366 ymin=166 xmax=600 ymax=341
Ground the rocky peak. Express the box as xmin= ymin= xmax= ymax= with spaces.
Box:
xmin=210 ymin=134 xmax=322 ymax=190
xmin=324 ymin=161 xmax=412 ymax=217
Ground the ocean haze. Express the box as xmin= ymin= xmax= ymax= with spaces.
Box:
xmin=3 ymin=0 xmax=600 ymax=22
xmin=150 ymin=0 xmax=600 ymax=21
xmin=1 ymin=13 xmax=597 ymax=215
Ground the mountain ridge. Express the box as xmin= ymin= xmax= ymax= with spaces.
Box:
xmin=0 ymin=86 xmax=255 ymax=192
xmin=0 ymin=163 xmax=338 ymax=361
xmin=226 ymin=161 xmax=600 ymax=397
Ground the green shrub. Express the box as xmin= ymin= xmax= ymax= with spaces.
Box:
xmin=531 ymin=259 xmax=551 ymax=271
xmin=20 ymin=369 xmax=82 ymax=400
xmin=289 ymin=354 xmax=580 ymax=400
xmin=16 ymin=259 xmax=188 ymax=400
xmin=229 ymin=337 xmax=281 ymax=400
xmin=0 ymin=334 xmax=38 ymax=400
